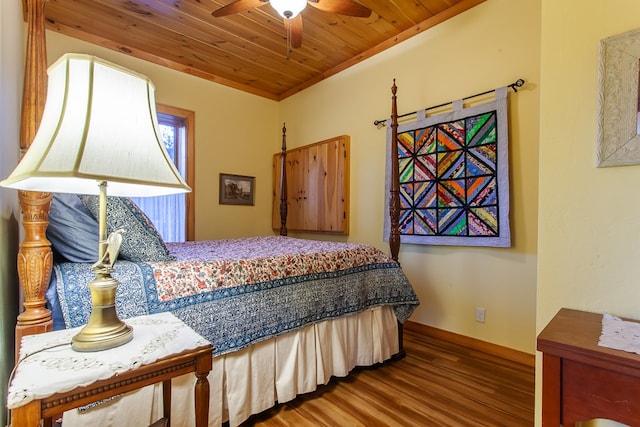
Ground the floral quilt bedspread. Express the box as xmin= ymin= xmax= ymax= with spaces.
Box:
xmin=54 ymin=236 xmax=419 ymax=355
xmin=154 ymin=236 xmax=393 ymax=300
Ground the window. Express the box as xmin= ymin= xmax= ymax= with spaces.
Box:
xmin=131 ymin=105 xmax=195 ymax=242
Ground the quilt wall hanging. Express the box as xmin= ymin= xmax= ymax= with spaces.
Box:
xmin=384 ymin=86 xmax=511 ymax=247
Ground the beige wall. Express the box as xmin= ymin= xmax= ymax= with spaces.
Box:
xmin=537 ymin=0 xmax=640 ymax=425
xmin=45 ymin=31 xmax=282 ymax=241
xmin=281 ymin=0 xmax=541 ymax=355
xmin=0 ymin=1 xmax=23 ymax=425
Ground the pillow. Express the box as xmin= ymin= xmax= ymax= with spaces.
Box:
xmin=47 ymin=193 xmax=99 ymax=263
xmin=79 ymin=195 xmax=175 ymax=262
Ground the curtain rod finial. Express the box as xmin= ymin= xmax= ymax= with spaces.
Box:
xmin=511 ymin=79 xmax=525 ymax=92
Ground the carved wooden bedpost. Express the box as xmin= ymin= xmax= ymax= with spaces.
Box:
xmin=15 ymin=0 xmax=53 ymax=360
xmin=388 ymin=80 xmax=406 ymax=360
xmin=279 ymin=123 xmax=288 ymax=236
xmin=389 ymin=80 xmax=400 ymax=263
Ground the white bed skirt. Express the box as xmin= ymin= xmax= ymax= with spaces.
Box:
xmin=61 ymin=306 xmax=399 ymax=427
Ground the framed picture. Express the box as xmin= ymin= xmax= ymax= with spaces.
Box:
xmin=219 ymin=173 xmax=255 ymax=205
xmin=596 ymin=27 xmax=640 ymax=167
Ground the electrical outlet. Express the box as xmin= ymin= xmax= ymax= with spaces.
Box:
xmin=475 ymin=307 xmax=486 ymax=323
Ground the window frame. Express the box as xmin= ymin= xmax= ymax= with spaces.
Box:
xmin=157 ymin=104 xmax=195 ymax=241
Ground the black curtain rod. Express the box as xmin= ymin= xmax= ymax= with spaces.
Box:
xmin=373 ymin=78 xmax=525 ymax=128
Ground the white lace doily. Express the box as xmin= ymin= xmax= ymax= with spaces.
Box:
xmin=598 ymin=312 xmax=640 ymax=354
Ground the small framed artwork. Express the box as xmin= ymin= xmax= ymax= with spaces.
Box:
xmin=219 ymin=173 xmax=255 ymax=205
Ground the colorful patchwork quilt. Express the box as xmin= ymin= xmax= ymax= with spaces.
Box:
xmin=385 ymin=88 xmax=511 ymax=247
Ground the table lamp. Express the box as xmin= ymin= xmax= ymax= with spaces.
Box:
xmin=1 ymin=53 xmax=191 ymax=351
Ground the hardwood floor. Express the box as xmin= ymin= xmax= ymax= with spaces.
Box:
xmin=241 ymin=327 xmax=535 ymax=426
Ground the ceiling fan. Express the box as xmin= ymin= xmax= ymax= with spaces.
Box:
xmin=212 ymin=0 xmax=372 ymax=53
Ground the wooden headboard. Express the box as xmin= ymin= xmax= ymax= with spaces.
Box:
xmin=14 ymin=0 xmax=401 ymax=360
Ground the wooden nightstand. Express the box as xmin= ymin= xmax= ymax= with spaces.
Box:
xmin=537 ymin=308 xmax=640 ymax=426
xmin=8 ymin=312 xmax=213 ymax=427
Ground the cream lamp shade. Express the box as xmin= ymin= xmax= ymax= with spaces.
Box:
xmin=1 ymin=53 xmax=191 ymax=352
xmin=0 ymin=53 xmax=191 ymax=196
xmin=270 ymin=0 xmax=307 ymax=18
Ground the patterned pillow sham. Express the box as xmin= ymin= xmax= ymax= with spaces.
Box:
xmin=79 ymin=195 xmax=175 ymax=262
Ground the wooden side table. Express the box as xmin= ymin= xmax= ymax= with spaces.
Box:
xmin=8 ymin=313 xmax=213 ymax=427
xmin=537 ymin=308 xmax=640 ymax=426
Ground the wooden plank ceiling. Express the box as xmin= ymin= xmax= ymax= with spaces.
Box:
xmin=34 ymin=0 xmax=485 ymax=100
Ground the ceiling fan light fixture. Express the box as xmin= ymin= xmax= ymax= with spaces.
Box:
xmin=271 ymin=0 xmax=307 ymax=19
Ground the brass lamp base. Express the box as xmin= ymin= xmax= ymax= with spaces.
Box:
xmin=72 ymin=273 xmax=133 ymax=352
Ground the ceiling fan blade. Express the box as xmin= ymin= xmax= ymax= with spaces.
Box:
xmin=212 ymin=0 xmax=268 ymax=17
xmin=308 ymin=0 xmax=372 ymax=18
xmin=284 ymin=15 xmax=303 ymax=48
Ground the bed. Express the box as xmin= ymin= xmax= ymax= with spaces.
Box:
xmin=11 ymin=1 xmax=413 ymax=426
xmin=44 ymin=207 xmax=417 ymax=426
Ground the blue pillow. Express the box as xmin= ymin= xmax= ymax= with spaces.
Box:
xmin=79 ymin=195 xmax=175 ymax=262
xmin=47 ymin=193 xmax=99 ymax=263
